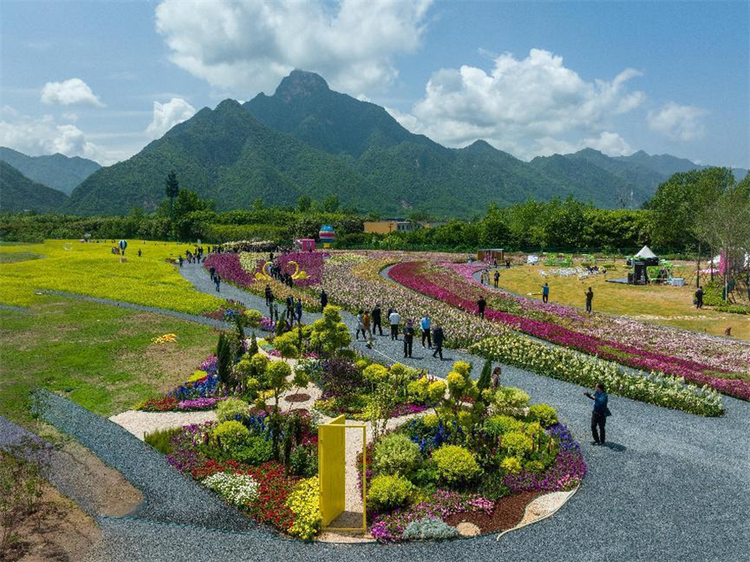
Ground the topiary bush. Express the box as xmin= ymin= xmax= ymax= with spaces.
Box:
xmin=527 ymin=404 xmax=558 ymax=428
xmin=368 ymin=474 xmax=414 ymax=512
xmin=431 ymin=445 xmax=480 ymax=486
xmin=501 ymin=431 xmax=534 ymax=458
xmin=374 ymin=433 xmax=421 ymax=476
xmin=212 ymin=420 xmax=250 ymax=450
xmin=216 ymin=397 xmax=251 ymax=423
xmin=484 ymin=415 xmax=523 ymax=439
xmin=403 ymin=517 xmax=459 ymax=540
xmin=500 ymin=456 xmax=523 ymax=474
xmin=243 ymin=309 xmax=263 ymax=327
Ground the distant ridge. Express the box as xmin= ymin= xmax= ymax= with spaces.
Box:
xmin=0 ymin=147 xmax=100 ymax=195
xmin=0 ymin=161 xmax=69 ymax=212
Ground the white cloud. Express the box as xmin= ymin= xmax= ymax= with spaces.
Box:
xmin=647 ymin=102 xmax=707 ymax=141
xmin=145 ymin=97 xmax=196 ymax=139
xmin=390 ymin=49 xmax=644 ymax=159
xmin=41 ymin=78 xmax=105 ymax=107
xmin=0 ymin=112 xmax=107 ymax=163
xmin=154 ymin=0 xmax=432 ymax=96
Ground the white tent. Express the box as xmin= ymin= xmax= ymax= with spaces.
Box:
xmin=635 ymin=245 xmax=657 ymax=259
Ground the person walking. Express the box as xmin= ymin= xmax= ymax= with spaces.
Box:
xmin=542 ymin=282 xmax=550 ymax=304
xmin=209 ymin=266 xmax=216 ymax=282
xmin=265 ymin=284 xmax=272 ymax=306
xmin=372 ymin=304 xmax=383 ymax=336
xmin=138 ymin=248 xmax=142 ymax=258
xmin=494 ymin=270 xmax=500 ymax=289
xmin=477 ymin=296 xmax=487 ymax=319
xmin=286 ymin=296 xmax=295 ymax=324
xmin=584 ymin=382 xmax=610 ymax=445
xmin=363 ymin=310 xmax=372 ymax=341
xmin=491 ymin=366 xmax=502 ymax=391
xmin=695 ymin=286 xmax=704 ymax=309
xmin=355 ymin=310 xmax=366 ymax=340
xmin=295 ymin=298 xmax=303 ymax=325
xmin=403 ymin=319 xmax=415 ymax=358
xmin=431 ymin=324 xmax=444 ymax=360
xmin=389 ymin=308 xmax=401 ymax=340
xmin=585 ymin=287 xmax=594 ymax=313
xmin=214 ymin=274 xmax=221 ymax=292
xmin=420 ymin=313 xmax=432 ymax=348
xmin=178 ymin=255 xmax=184 ymax=268
xmin=320 ymin=289 xmax=328 ymax=311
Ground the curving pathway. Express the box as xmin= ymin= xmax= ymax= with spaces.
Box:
xmin=28 ymin=262 xmax=750 ymax=561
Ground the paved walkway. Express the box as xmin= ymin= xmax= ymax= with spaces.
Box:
xmin=19 ymin=262 xmax=750 ymax=560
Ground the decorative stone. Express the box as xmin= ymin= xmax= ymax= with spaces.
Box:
xmin=456 ymin=521 xmax=481 ymax=537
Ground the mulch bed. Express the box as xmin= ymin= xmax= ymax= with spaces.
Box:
xmin=285 ymin=393 xmax=311 ymax=403
xmin=444 ymin=491 xmax=539 ymax=534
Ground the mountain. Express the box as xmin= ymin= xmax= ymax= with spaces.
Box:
xmin=0 ymin=147 xmax=100 ymax=195
xmin=66 ymin=70 xmax=740 ymax=217
xmin=65 ymin=99 xmax=374 ymax=215
xmin=614 ymin=150 xmax=701 ymax=178
xmin=0 ymin=161 xmax=69 ymax=212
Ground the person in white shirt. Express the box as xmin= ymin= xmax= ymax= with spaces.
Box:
xmin=388 ymin=309 xmax=401 ymax=340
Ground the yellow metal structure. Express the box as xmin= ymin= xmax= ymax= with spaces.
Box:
xmin=318 ymin=415 xmax=367 ymax=533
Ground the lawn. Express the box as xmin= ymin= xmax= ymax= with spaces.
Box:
xmin=0 ymin=239 xmax=223 ymax=314
xmin=495 ymin=262 xmax=750 ymax=341
xmin=0 ymin=297 xmax=217 ymax=425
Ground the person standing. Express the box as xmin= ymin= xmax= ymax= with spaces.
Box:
xmin=477 ymin=296 xmax=487 ymax=319
xmin=491 ymin=366 xmax=501 ymax=391
xmin=363 ymin=310 xmax=372 ymax=341
xmin=389 ymin=308 xmax=401 ymax=340
xmin=584 ymin=382 xmax=610 ymax=445
xmin=295 ymin=298 xmax=303 ymax=325
xmin=138 ymin=248 xmax=142 ymax=257
xmin=320 ymin=289 xmax=328 ymax=311
xmin=695 ymin=286 xmax=704 ymax=309
xmin=542 ymin=282 xmax=550 ymax=304
xmin=214 ymin=274 xmax=221 ymax=292
xmin=494 ymin=270 xmax=500 ymax=289
xmin=420 ymin=313 xmax=432 ymax=348
xmin=265 ymin=284 xmax=272 ymax=306
xmin=355 ymin=310 xmax=365 ymax=340
xmin=209 ymin=266 xmax=216 ymax=282
xmin=372 ymin=304 xmax=383 ymax=336
xmin=585 ymin=287 xmax=594 ymax=313
xmin=403 ymin=319 xmax=415 ymax=358
xmin=285 ymin=296 xmax=295 ymax=323
xmin=431 ymin=324 xmax=444 ymax=360
xmin=178 ymin=255 xmax=184 ymax=268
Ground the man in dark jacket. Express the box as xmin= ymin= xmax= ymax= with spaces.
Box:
xmin=584 ymin=382 xmax=609 ymax=445
xmin=372 ymin=304 xmax=383 ymax=336
xmin=477 ymin=296 xmax=487 ymax=319
xmin=403 ymin=319 xmax=415 ymax=358
xmin=695 ymin=286 xmax=704 ymax=309
xmin=320 ymin=289 xmax=328 ymax=311
xmin=432 ymin=324 xmax=444 ymax=360
xmin=286 ymin=296 xmax=295 ymax=323
xmin=585 ymin=287 xmax=594 ymax=313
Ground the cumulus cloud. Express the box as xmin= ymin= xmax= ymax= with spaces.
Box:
xmin=145 ymin=97 xmax=196 ymax=139
xmin=41 ymin=78 xmax=105 ymax=107
xmin=0 ymin=112 xmax=104 ymax=163
xmin=154 ymin=0 xmax=432 ymax=96
xmin=390 ymin=49 xmax=644 ymax=159
xmin=647 ymin=102 xmax=707 ymax=141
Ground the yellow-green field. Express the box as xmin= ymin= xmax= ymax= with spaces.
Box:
xmin=497 ymin=262 xmax=750 ymax=341
xmin=0 ymin=240 xmax=223 ymax=314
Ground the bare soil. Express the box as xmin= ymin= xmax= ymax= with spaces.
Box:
xmin=444 ymin=491 xmax=539 ymax=534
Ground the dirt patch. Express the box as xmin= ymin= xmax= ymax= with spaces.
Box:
xmin=0 ymin=480 xmax=101 ymax=562
xmin=445 ymin=491 xmax=538 ymax=533
xmin=285 ymin=393 xmax=311 ymax=403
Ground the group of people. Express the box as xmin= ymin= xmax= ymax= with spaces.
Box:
xmin=265 ymin=253 xmax=296 ymax=288
xmin=479 ymin=268 xmax=501 ymax=288
xmin=353 ymin=306 xmax=446 ymax=360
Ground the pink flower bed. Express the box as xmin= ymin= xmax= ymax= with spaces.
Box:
xmin=275 ymin=252 xmax=324 ymax=286
xmin=203 ymin=253 xmax=256 ymax=287
xmin=390 ymin=261 xmax=750 ymax=401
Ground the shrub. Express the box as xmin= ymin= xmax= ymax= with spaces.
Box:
xmin=243 ymin=309 xmax=263 ymax=327
xmin=403 ymin=517 xmax=459 ymax=540
xmin=286 ymin=477 xmax=323 ymax=540
xmin=527 ymin=404 xmax=558 ymax=428
xmin=525 ymin=460 xmax=546 ymax=474
xmin=288 ymin=445 xmax=318 ymax=478
xmin=432 ymin=445 xmax=480 ymax=485
xmin=202 ymin=472 xmax=259 ymax=506
xmin=501 ymin=431 xmax=533 ymax=457
xmin=374 ymin=433 xmax=421 ymax=476
xmin=232 ymin=437 xmax=273 ymax=466
xmin=216 ymin=397 xmax=251 ymax=423
xmin=321 ymin=357 xmax=364 ymax=397
xmin=407 ymin=377 xmax=429 ymax=404
xmin=478 ymin=471 xmax=511 ymax=501
xmin=422 ymin=414 xmax=439 ymax=429
xmin=427 ymin=380 xmax=447 ymax=403
xmin=212 ymin=421 xmax=250 ymax=451
xmin=494 ymin=387 xmax=530 ymax=412
xmin=500 ymin=456 xmax=523 ymax=475
xmin=368 ymin=474 xmax=414 ymax=512
xmin=484 ymin=415 xmax=523 ymax=439
xmin=144 ymin=427 xmax=181 ymax=455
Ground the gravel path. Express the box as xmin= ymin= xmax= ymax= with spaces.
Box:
xmin=24 ymin=261 xmax=750 ymax=561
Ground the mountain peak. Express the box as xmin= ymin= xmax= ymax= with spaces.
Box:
xmin=465 ymin=139 xmax=497 ymax=153
xmin=274 ymin=70 xmax=330 ymax=101
xmin=215 ymin=98 xmax=243 ymax=112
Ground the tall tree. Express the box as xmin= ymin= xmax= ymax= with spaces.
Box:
xmin=165 ymin=171 xmax=180 ymax=215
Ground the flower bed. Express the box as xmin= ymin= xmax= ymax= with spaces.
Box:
xmin=390 ymin=261 xmax=749 ymax=401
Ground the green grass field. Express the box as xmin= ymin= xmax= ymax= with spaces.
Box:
xmin=497 ymin=262 xmax=750 ymax=341
xmin=0 ymin=297 xmax=217 ymax=425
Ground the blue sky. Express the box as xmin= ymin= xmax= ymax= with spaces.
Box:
xmin=1 ymin=0 xmax=747 ymax=169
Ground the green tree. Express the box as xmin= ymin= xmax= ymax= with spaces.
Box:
xmin=321 ymin=194 xmax=340 ymax=213
xmin=309 ymin=305 xmax=351 ymax=355
xmin=297 ymin=195 xmax=312 ymax=213
xmin=164 ymin=171 xmax=180 ymax=218
xmin=216 ymin=332 xmax=233 ymax=391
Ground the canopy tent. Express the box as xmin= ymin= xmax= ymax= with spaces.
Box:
xmin=635 ymin=246 xmax=657 ymax=260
